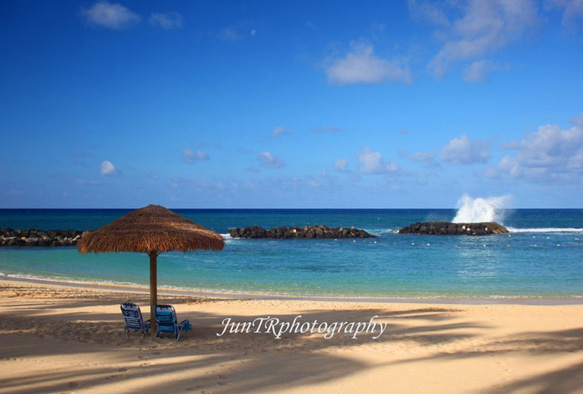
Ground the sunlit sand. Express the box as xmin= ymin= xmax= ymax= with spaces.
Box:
xmin=1 ymin=278 xmax=581 ymax=393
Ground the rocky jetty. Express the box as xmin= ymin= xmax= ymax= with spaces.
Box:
xmin=0 ymin=228 xmax=85 ymax=247
xmin=398 ymin=222 xmax=508 ymax=236
xmin=230 ymin=225 xmax=375 ymax=239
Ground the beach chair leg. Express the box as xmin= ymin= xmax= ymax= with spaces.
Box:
xmin=176 ymin=326 xmax=184 ymax=341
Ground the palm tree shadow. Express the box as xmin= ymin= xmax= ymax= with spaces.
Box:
xmin=2 ymin=282 xmax=582 ymax=393
xmin=0 ymin=283 xmax=484 ymax=393
xmin=488 ymin=361 xmax=583 ymax=393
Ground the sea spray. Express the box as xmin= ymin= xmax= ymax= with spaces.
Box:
xmin=452 ymin=194 xmax=512 ymax=224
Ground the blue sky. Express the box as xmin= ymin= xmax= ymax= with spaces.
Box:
xmin=1 ymin=0 xmax=582 ymax=208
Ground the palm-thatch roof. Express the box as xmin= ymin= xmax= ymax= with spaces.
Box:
xmin=77 ymin=205 xmax=224 ymax=331
xmin=78 ymin=204 xmax=225 ymax=254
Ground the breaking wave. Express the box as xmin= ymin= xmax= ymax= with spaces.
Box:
xmin=452 ymin=194 xmax=512 ymax=224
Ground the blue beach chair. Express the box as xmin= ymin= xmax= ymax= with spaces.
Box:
xmin=152 ymin=304 xmax=192 ymax=342
xmin=120 ymin=302 xmax=151 ymax=339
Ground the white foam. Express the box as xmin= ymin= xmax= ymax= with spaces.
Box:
xmin=507 ymin=227 xmax=583 ymax=234
xmin=452 ymin=194 xmax=511 ymax=223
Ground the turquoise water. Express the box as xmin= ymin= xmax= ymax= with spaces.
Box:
xmin=0 ymin=209 xmax=582 ymax=299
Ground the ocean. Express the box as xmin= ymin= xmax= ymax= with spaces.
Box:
xmin=0 ymin=208 xmax=582 ymax=300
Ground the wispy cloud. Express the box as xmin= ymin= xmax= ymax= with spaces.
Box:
xmin=314 ymin=125 xmax=344 ymax=134
xmin=100 ymin=160 xmax=119 ymax=176
xmin=440 ymin=134 xmax=491 ymax=165
xmin=82 ymin=1 xmax=141 ymax=30
xmin=406 ymin=151 xmax=440 ymax=168
xmin=547 ymin=0 xmax=583 ymax=32
xmin=270 ymin=126 xmax=293 ymax=138
xmin=410 ymin=0 xmax=539 ymax=79
xmin=219 ymin=27 xmax=241 ymax=41
xmin=358 ymin=147 xmax=399 ymax=174
xmin=258 ymin=151 xmax=286 ymax=169
xmin=492 ymin=115 xmax=583 ymax=184
xmin=181 ymin=148 xmax=209 ymax=164
xmin=6 ymin=189 xmax=23 ymax=197
xmin=73 ymin=151 xmax=95 ymax=167
xmin=334 ymin=158 xmax=349 ymax=172
xmin=463 ymin=59 xmax=508 ymax=83
xmin=408 ymin=0 xmax=450 ymax=27
xmin=71 ymin=178 xmax=100 ymax=186
xmin=324 ymin=41 xmax=412 ymax=85
xmin=149 ymin=12 xmax=183 ymax=29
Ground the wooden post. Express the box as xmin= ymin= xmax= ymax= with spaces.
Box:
xmin=149 ymin=251 xmax=158 ymax=331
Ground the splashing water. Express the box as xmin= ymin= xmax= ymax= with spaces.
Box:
xmin=452 ymin=194 xmax=511 ymax=223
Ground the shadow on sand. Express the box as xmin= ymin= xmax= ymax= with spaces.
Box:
xmin=0 ymin=284 xmax=581 ymax=393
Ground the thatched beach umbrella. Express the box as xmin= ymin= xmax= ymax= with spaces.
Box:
xmin=78 ymin=204 xmax=224 ymax=327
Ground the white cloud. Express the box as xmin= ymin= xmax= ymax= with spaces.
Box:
xmin=547 ymin=0 xmax=583 ymax=31
xmin=408 ymin=0 xmax=450 ymax=27
xmin=314 ymin=125 xmax=344 ymax=134
xmin=412 ymin=0 xmax=539 ymax=78
xmin=149 ymin=12 xmax=183 ymax=29
xmin=440 ymin=134 xmax=491 ymax=165
xmin=408 ymin=151 xmax=439 ymax=168
xmin=334 ymin=158 xmax=349 ymax=172
xmin=358 ymin=147 xmax=399 ymax=174
xmin=82 ymin=1 xmax=140 ymax=30
xmin=271 ymin=126 xmax=292 ymax=138
xmin=219 ymin=28 xmax=240 ymax=41
xmin=463 ymin=60 xmax=507 ymax=82
xmin=409 ymin=151 xmax=435 ymax=161
xmin=324 ymin=41 xmax=412 ymax=85
xmin=181 ymin=148 xmax=209 ymax=164
xmin=72 ymin=178 xmax=100 ymax=185
xmin=100 ymin=160 xmax=119 ymax=176
xmin=258 ymin=151 xmax=286 ymax=169
xmin=494 ymin=116 xmax=583 ymax=183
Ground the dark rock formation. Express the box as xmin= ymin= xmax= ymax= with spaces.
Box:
xmin=230 ymin=225 xmax=375 ymax=239
xmin=0 ymin=228 xmax=86 ymax=247
xmin=397 ymin=222 xmax=508 ymax=236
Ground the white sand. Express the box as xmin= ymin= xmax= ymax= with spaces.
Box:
xmin=0 ymin=278 xmax=581 ymax=393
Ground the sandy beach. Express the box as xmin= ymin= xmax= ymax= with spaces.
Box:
xmin=0 ymin=278 xmax=581 ymax=393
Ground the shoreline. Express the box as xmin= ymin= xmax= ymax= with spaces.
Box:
xmin=2 ymin=274 xmax=581 ymax=305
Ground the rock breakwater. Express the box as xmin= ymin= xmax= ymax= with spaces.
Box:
xmin=0 ymin=228 xmax=85 ymax=247
xmin=230 ymin=225 xmax=375 ymax=239
xmin=398 ymin=222 xmax=508 ymax=236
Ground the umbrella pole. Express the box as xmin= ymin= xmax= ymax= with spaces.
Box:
xmin=149 ymin=251 xmax=158 ymax=331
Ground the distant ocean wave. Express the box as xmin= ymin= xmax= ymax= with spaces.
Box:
xmin=507 ymin=227 xmax=583 ymax=234
xmin=223 ymin=228 xmax=583 ymax=237
xmin=384 ymin=227 xmax=583 ymax=235
xmin=0 ymin=272 xmax=145 ymax=288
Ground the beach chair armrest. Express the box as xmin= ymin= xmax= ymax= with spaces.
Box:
xmin=179 ymin=319 xmax=192 ymax=332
